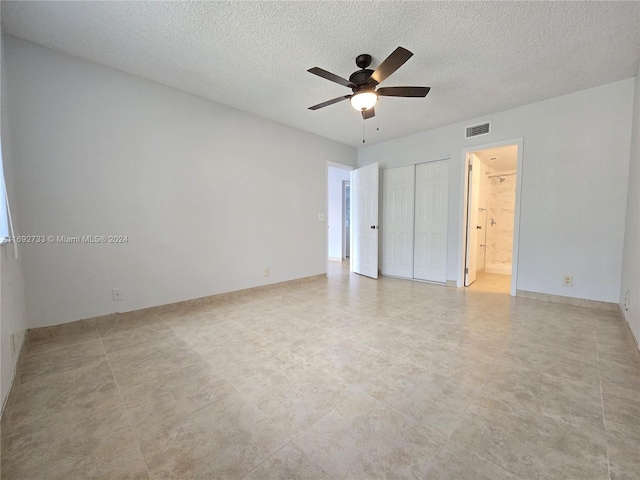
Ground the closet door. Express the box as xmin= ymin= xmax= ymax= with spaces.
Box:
xmin=381 ymin=165 xmax=415 ymax=278
xmin=414 ymin=159 xmax=449 ymax=283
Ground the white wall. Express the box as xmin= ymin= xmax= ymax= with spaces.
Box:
xmin=620 ymin=67 xmax=640 ymax=345
xmin=359 ymin=79 xmax=634 ymax=303
xmin=4 ymin=37 xmax=357 ymax=328
xmin=327 ymin=166 xmax=350 ymax=260
xmin=0 ymin=28 xmax=28 ymax=409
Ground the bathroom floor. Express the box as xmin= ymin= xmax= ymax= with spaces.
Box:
xmin=2 ymin=262 xmax=639 ymax=479
xmin=467 ymin=271 xmax=511 ymax=294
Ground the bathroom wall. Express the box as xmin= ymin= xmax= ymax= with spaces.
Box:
xmin=476 ymin=160 xmax=489 ymax=272
xmin=486 ymin=171 xmax=516 ymax=274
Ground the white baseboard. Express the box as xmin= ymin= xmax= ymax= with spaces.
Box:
xmin=617 ymin=305 xmax=640 ymax=359
xmin=516 ymin=290 xmax=618 ymax=312
xmin=485 ymin=264 xmax=512 ymax=275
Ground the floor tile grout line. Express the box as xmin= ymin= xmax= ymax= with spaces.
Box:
xmin=21 ymin=327 xmax=103 ymax=358
xmin=424 ymin=439 xmax=527 ymax=480
xmin=161 ymin=317 xmax=261 ymax=394
xmin=99 ymin=313 xmax=260 ymax=477
xmin=95 ymin=327 xmax=153 ymax=480
xmin=159 ymin=310 xmax=336 ymax=430
xmin=594 ymin=328 xmax=612 ymax=480
xmin=440 ymin=349 xmax=533 ymax=480
xmin=238 ymin=386 xmax=360 ymax=479
xmin=346 ymin=332 xmax=504 ymax=395
xmin=421 ymin=437 xmax=449 ymax=480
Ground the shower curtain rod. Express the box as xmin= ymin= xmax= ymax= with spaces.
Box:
xmin=487 ymin=173 xmax=517 ymax=178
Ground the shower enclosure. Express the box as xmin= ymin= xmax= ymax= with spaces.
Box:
xmin=482 ymin=170 xmax=516 ymax=274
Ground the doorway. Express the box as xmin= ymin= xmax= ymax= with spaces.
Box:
xmin=327 ymin=163 xmax=353 ymax=273
xmin=461 ymin=140 xmax=523 ymax=295
xmin=343 ymin=181 xmax=350 ymax=259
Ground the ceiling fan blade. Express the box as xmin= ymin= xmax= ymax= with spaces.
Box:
xmin=308 ymin=95 xmax=352 ymax=110
xmin=362 ymin=107 xmax=375 ymax=120
xmin=308 ymin=67 xmax=355 ymax=88
xmin=369 ymin=47 xmax=413 ymax=85
xmin=377 ymin=86 xmax=431 ymax=97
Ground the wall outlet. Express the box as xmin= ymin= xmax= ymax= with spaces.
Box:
xmin=624 ymin=290 xmax=630 ymax=311
xmin=562 ymin=275 xmax=573 ymax=287
xmin=318 ymin=213 xmax=325 ymax=221
xmin=263 ymin=267 xmax=270 ymax=277
xmin=112 ymin=288 xmax=123 ymax=301
xmin=9 ymin=332 xmax=15 ymax=357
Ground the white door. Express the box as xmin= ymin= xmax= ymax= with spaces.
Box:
xmin=351 ymin=162 xmax=379 ymax=279
xmin=381 ymin=165 xmax=415 ymax=278
xmin=414 ymin=159 xmax=449 ymax=283
xmin=465 ymin=154 xmax=481 ymax=286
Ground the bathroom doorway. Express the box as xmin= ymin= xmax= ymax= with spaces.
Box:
xmin=343 ymin=181 xmax=350 ymax=259
xmin=464 ymin=143 xmax=520 ymax=294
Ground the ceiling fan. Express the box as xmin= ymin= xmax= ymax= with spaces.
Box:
xmin=308 ymin=47 xmax=430 ymax=120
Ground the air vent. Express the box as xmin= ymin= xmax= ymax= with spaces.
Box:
xmin=465 ymin=122 xmax=491 ymax=138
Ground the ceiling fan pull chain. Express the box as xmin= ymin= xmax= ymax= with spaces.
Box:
xmin=363 ymin=120 xmax=366 ymax=144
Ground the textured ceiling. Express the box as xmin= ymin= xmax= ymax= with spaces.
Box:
xmin=2 ymin=1 xmax=639 ymax=148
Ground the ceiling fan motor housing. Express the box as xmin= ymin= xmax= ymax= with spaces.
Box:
xmin=349 ymin=69 xmax=375 ymax=91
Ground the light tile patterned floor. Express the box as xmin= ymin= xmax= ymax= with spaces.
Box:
xmin=466 ymin=271 xmax=512 ymax=294
xmin=2 ymin=262 xmax=639 ymax=479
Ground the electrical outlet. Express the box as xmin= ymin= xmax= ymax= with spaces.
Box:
xmin=562 ymin=275 xmax=573 ymax=287
xmin=112 ymin=288 xmax=123 ymax=301
xmin=9 ymin=332 xmax=15 ymax=357
xmin=624 ymin=290 xmax=630 ymax=311
xmin=318 ymin=213 xmax=325 ymax=221
xmin=263 ymin=267 xmax=270 ymax=277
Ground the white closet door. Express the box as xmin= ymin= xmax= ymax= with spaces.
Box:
xmin=414 ymin=159 xmax=449 ymax=283
xmin=381 ymin=165 xmax=415 ymax=278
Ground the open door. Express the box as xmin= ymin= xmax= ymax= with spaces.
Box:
xmin=465 ymin=154 xmax=480 ymax=286
xmin=351 ymin=162 xmax=379 ymax=278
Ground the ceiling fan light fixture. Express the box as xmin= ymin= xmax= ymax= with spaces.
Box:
xmin=350 ymin=91 xmax=378 ymax=111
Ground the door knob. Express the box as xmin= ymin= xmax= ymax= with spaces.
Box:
xmin=370 ymin=225 xmax=379 ymax=229
xmin=476 ymin=225 xmax=482 ymax=229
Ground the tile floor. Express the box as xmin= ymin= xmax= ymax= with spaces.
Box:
xmin=1 ymin=262 xmax=639 ymax=479
xmin=466 ymin=271 xmax=511 ymax=294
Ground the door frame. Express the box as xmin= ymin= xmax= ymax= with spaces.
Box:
xmin=458 ymin=138 xmax=524 ymax=296
xmin=342 ymin=180 xmax=350 ymax=260
xmin=326 ymin=161 xmax=354 ymax=276
xmin=464 ymin=153 xmax=480 ymax=286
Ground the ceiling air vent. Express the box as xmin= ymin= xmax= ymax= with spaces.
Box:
xmin=465 ymin=122 xmax=491 ymax=139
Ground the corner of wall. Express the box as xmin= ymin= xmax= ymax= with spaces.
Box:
xmin=1 ymin=28 xmax=30 ymax=412
xmin=619 ymin=66 xmax=640 ymax=350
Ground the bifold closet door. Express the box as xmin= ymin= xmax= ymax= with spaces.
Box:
xmin=381 ymin=165 xmax=415 ymax=278
xmin=414 ymin=160 xmax=449 ymax=283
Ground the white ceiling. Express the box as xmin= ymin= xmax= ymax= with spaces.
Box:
xmin=2 ymin=1 xmax=639 ymax=148
xmin=474 ymin=145 xmax=518 ymax=173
